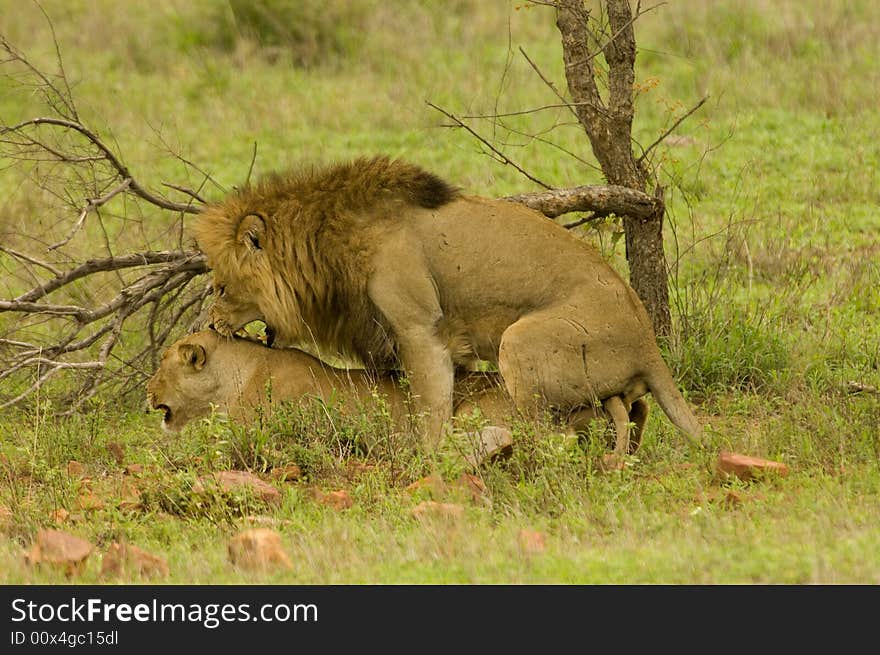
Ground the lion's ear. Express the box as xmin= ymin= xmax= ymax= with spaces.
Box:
xmin=178 ymin=343 xmax=207 ymax=371
xmin=236 ymin=213 xmax=266 ymax=252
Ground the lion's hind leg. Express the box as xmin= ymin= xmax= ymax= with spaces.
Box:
xmin=600 ymin=396 xmax=632 ymax=471
xmin=497 ymin=312 xmax=594 ymax=415
xmin=627 ymin=397 xmax=649 ymax=453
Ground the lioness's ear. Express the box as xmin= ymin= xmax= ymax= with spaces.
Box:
xmin=179 ymin=343 xmax=207 ymax=370
xmin=236 ymin=213 xmax=266 ymax=252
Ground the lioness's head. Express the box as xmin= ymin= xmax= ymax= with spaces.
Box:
xmin=146 ymin=330 xmax=230 ymax=432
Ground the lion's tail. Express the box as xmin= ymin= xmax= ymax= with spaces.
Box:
xmin=646 ymin=359 xmax=703 ymax=446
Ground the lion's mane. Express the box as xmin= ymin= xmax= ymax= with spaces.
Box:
xmin=194 ymin=156 xmax=459 ymax=365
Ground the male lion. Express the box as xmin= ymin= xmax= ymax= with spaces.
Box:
xmin=193 ymin=156 xmax=701 ymax=454
xmin=146 ymin=330 xmax=649 ymax=465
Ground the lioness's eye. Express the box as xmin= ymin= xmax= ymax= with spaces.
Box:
xmin=217 ymin=285 xmax=226 ymax=297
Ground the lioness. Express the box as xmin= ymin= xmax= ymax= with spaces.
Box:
xmin=146 ymin=330 xmax=517 ymax=462
xmin=193 ymin=156 xmax=699 ymax=453
xmin=146 ymin=331 xmax=649 ymax=464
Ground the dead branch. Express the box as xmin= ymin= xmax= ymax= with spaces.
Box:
xmin=2 ymin=117 xmax=199 ymax=215
xmin=505 ymin=184 xmax=659 ymax=220
xmin=0 ymin=24 xmax=212 ymax=411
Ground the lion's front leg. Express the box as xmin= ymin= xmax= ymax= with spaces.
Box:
xmin=395 ymin=328 xmax=455 ymax=448
xmin=366 ymin=245 xmax=456 ymax=448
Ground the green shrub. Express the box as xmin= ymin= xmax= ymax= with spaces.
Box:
xmin=671 ymin=310 xmax=791 ymax=397
xmin=178 ymin=0 xmax=370 ymax=68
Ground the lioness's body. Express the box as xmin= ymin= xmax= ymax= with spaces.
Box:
xmin=146 ymin=330 xmax=514 ymax=436
xmin=194 ymin=157 xmax=701 ymax=450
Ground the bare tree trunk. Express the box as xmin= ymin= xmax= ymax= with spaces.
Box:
xmin=555 ymin=0 xmax=672 ymax=337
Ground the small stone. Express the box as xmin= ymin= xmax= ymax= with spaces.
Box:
xmin=50 ymin=508 xmax=70 ymax=524
xmin=411 ymin=501 xmax=464 ymax=523
xmin=101 ymin=542 xmax=169 ymax=579
xmin=25 ymin=529 xmax=93 ymax=576
xmin=319 ymin=489 xmax=353 ymax=511
xmin=66 ymin=460 xmax=86 ymax=477
xmin=462 ymin=426 xmax=514 ymax=468
xmin=270 ymin=464 xmax=302 ymax=483
xmin=124 ymin=463 xmax=144 ymax=476
xmin=194 ymin=470 xmax=282 ymax=506
xmin=517 ymin=529 xmax=546 ymax=554
xmin=717 ymin=451 xmax=789 ymax=482
xmin=228 ymin=528 xmax=292 ymax=571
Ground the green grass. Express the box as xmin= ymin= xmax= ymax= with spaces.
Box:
xmin=1 ymin=0 xmax=879 ymax=583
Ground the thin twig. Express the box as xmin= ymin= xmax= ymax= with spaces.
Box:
xmin=3 ymin=117 xmax=200 ymax=213
xmin=518 ymin=46 xmax=580 ymax=121
xmin=0 ymin=246 xmax=62 ymax=276
xmin=637 ymin=95 xmax=709 ymax=164
xmin=13 ymin=250 xmax=205 ymax=303
xmin=245 ymin=141 xmax=258 ymax=187
xmin=563 ymin=212 xmax=605 ymax=229
xmin=461 ymin=102 xmax=597 ymax=119
xmin=161 ymin=182 xmax=208 ymax=204
xmin=426 ymin=101 xmax=553 ymax=190
xmin=48 ymin=178 xmax=132 ymax=250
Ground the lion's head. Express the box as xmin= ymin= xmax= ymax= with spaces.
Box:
xmin=193 ymin=156 xmax=459 ymax=355
xmin=146 ymin=330 xmax=230 ymax=432
xmin=207 ymin=265 xmax=267 ymax=341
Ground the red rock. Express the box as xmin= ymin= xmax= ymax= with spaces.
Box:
xmin=319 ymin=489 xmax=353 ymax=511
xmin=717 ymin=451 xmax=789 ymax=481
xmin=66 ymin=460 xmax=85 ymax=477
xmin=462 ymin=426 xmax=514 ymax=468
xmin=405 ymin=475 xmax=446 ymax=497
xmin=26 ymin=529 xmax=93 ymax=576
xmin=411 ymin=501 xmax=464 ymax=523
xmin=518 ymin=529 xmax=546 ymax=554
xmin=50 ymin=508 xmax=70 ymax=524
xmin=101 ymin=542 xmax=169 ymax=579
xmin=270 ymin=464 xmax=302 ymax=483
xmin=124 ymin=463 xmax=144 ymax=476
xmin=228 ymin=528 xmax=292 ymax=571
xmin=194 ymin=470 xmax=282 ymax=506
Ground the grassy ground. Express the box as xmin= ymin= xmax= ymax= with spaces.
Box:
xmin=1 ymin=0 xmax=878 ymax=583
